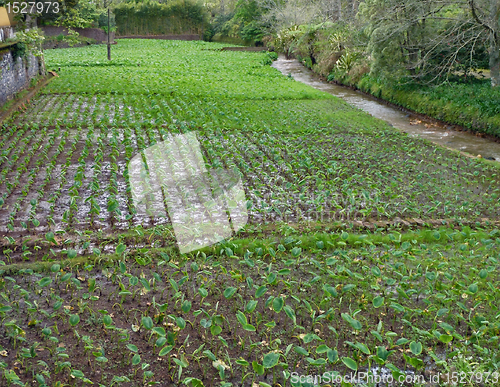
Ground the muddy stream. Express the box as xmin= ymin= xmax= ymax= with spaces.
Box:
xmin=272 ymin=56 xmax=500 ymax=161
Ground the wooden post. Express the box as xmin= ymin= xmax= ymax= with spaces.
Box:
xmin=107 ymin=7 xmax=111 ymax=60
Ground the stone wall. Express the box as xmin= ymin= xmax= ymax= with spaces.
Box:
xmin=0 ymin=47 xmax=40 ymax=106
xmin=40 ymin=26 xmax=114 ymax=43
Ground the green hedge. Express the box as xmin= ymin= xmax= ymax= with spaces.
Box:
xmin=114 ymin=0 xmax=207 ymax=36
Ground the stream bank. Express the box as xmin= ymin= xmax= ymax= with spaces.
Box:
xmin=272 ymin=56 xmax=500 ymax=162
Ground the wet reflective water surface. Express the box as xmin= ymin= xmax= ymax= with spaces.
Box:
xmin=272 ymin=56 xmax=500 ymax=161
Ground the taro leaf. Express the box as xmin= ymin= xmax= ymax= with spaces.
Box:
xmin=262 ymin=352 xmax=280 ymax=368
xmin=38 ymin=277 xmax=52 ymax=287
xmin=103 ymin=315 xmax=112 ymax=326
xmin=272 ymin=297 xmax=284 ymax=313
xmin=50 ymin=264 xmax=60 ymax=273
xmin=107 ymin=199 xmax=119 ymax=212
xmin=323 ymin=285 xmax=338 ymax=297
xmin=255 ymin=285 xmax=267 ymax=298
xmin=203 ymin=350 xmax=216 ymax=361
xmin=267 ymin=272 xmax=277 ymax=284
xmin=199 ymin=288 xmax=208 ymax=298
xmin=45 ymin=232 xmax=57 ymax=244
xmin=156 ymin=337 xmax=167 ymax=347
xmin=211 ymin=325 xmax=222 ymax=336
xmin=354 ymin=342 xmax=370 ymax=355
xmin=327 ymin=349 xmax=338 ymax=363
xmin=407 ymin=356 xmax=424 ymax=369
xmin=342 ymin=357 xmax=357 ymax=371
xmin=306 ymin=357 xmax=326 ymax=366
xmin=371 ymin=266 xmax=381 ymax=276
xmin=376 ymin=346 xmax=390 ymax=361
xmin=252 ymin=361 xmax=265 ymax=375
xmin=132 ymin=354 xmax=141 ymax=366
xmin=390 ymin=302 xmax=405 ymax=313
xmin=373 ymin=296 xmax=384 ymax=308
xmin=468 ymin=283 xmax=478 ymax=294
xmin=139 ymin=278 xmax=150 ymax=291
xmin=396 ymin=338 xmax=409 ymax=346
xmin=152 ymin=327 xmax=166 ymax=336
xmin=182 ymin=300 xmax=192 ymax=313
xmin=158 ymin=345 xmax=173 ymax=356
xmin=71 ymin=370 xmax=84 ymax=379
xmin=223 ymin=287 xmax=237 ymax=299
xmin=341 ymin=232 xmax=349 ymax=240
xmin=302 ymin=333 xmax=321 ymax=343
xmin=341 ymin=313 xmax=362 ymax=330
xmin=236 ymin=311 xmax=247 ymax=326
xmin=176 ymin=317 xmax=186 ymax=329
xmin=284 ymin=305 xmax=296 ymax=323
xmin=69 ymin=314 xmax=80 ymax=326
xmin=425 ymin=272 xmax=436 ymax=281
xmin=479 ymin=269 xmax=488 ymax=279
xmin=0 ymin=306 xmax=12 ymax=313
xmin=67 ymin=249 xmax=77 ymax=259
xmin=183 ymin=378 xmax=205 ymax=387
xmin=294 ymin=346 xmax=309 ymax=356
xmin=126 ymin=344 xmax=138 ymax=353
xmin=236 ymin=359 xmax=249 ymax=366
xmin=291 ymin=247 xmax=301 ymax=257
xmin=439 ymin=322 xmax=454 ymax=333
xmin=245 ymin=300 xmax=258 ymax=313
xmin=242 ymin=324 xmax=256 ymax=331
xmin=439 ymin=334 xmax=453 ymax=344
xmin=409 ymin=341 xmax=422 ymax=355
xmin=316 ymin=345 xmax=329 ymax=354
xmin=116 ymin=243 xmax=126 ymax=255
xmin=141 ymin=316 xmax=153 ymax=330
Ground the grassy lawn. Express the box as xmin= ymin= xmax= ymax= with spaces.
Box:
xmin=0 ymin=39 xmax=500 ymax=386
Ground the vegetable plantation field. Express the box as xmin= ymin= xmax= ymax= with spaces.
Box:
xmin=0 ymin=40 xmax=500 ymax=386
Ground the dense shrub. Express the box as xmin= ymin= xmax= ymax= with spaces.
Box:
xmin=113 ymin=0 xmax=208 ymax=36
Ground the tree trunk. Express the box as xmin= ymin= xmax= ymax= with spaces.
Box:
xmin=490 ymin=34 xmax=500 ymax=87
xmin=489 ymin=1 xmax=500 ymax=87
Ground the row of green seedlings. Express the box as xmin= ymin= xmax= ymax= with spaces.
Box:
xmin=227 ymin=130 xmax=313 ymax=220
xmin=197 ymin=131 xmax=272 ymax=222
xmin=252 ymin=127 xmax=495 ymax=220
xmin=0 ymin=124 xmax=33 ymax=172
xmin=64 ymin=126 xmax=95 ymax=226
xmin=25 ymin=126 xmax=67 ymax=231
xmin=120 ymin=124 xmax=138 ymax=223
xmin=3 ymin=126 xmax=54 ymax=232
xmin=22 ymin=94 xmax=96 ymax=128
xmin=0 ymin=125 xmax=40 ymax=195
xmin=36 ymin=94 xmax=72 ymax=127
xmin=11 ymin=94 xmax=56 ymax=126
xmin=44 ymin=125 xmax=84 ymax=228
xmin=245 ymin=129 xmax=385 ymax=221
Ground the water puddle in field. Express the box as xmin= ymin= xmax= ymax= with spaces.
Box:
xmin=272 ymin=56 xmax=500 ymax=161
